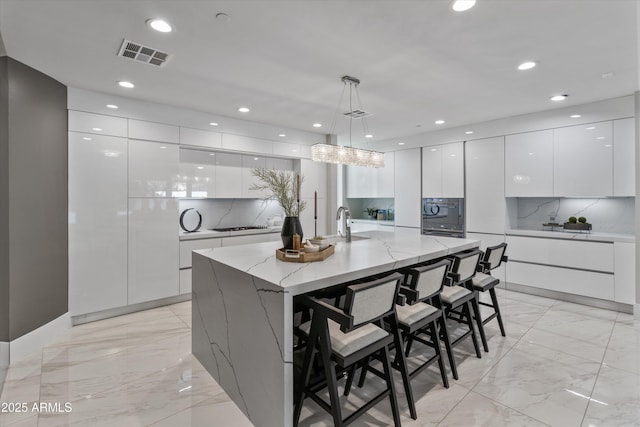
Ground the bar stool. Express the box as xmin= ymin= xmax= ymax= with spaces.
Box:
xmin=293 ymin=274 xmax=403 ymax=427
xmin=471 ymin=243 xmax=508 ymax=336
xmin=440 ymin=249 xmax=487 ymax=357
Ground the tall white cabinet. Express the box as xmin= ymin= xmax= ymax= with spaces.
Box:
xmin=394 ymin=148 xmax=421 ymax=228
xmin=422 ymin=142 xmax=464 ymax=198
xmin=505 ymin=130 xmax=554 ymax=197
xmin=346 ymin=152 xmax=395 ymax=198
xmin=465 ymin=137 xmax=505 ymax=234
xmin=613 ymin=118 xmax=635 ymax=197
xmin=68 ymin=132 xmax=128 ymax=316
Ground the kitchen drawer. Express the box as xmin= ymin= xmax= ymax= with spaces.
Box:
xmin=221 ymin=233 xmax=281 ymax=247
xmin=179 ymin=238 xmax=222 ymax=268
xmin=506 ymin=235 xmax=613 ymax=272
xmin=507 ymin=261 xmax=614 ymax=300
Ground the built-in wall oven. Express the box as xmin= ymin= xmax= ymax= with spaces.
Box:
xmin=422 ymin=198 xmax=465 ymax=238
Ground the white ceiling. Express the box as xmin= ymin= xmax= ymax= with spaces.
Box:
xmin=0 ymin=0 xmax=637 ymax=147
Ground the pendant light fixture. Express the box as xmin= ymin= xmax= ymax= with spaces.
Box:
xmin=311 ymin=76 xmax=385 ymax=168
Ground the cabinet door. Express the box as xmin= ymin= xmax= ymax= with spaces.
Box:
xmin=215 ymin=153 xmax=243 ymax=198
xmin=299 ymin=159 xmax=326 ymax=198
xmin=69 ymin=132 xmax=128 ymax=315
xmin=505 ymin=130 xmax=554 ymax=197
xmin=613 ymin=118 xmax=635 ymax=197
xmin=422 ymin=146 xmax=442 ymax=197
xmin=376 ymin=152 xmax=395 ymax=197
xmin=442 ymin=142 xmax=464 ymax=198
xmin=346 ymin=165 xmax=375 ymax=198
xmin=179 ymin=238 xmax=223 ymax=268
xmin=128 ymin=119 xmax=179 ymax=144
xmin=242 ymin=155 xmax=267 ymax=198
xmin=614 ymin=242 xmax=635 ymax=304
xmin=466 ymin=137 xmax=506 ymax=234
xmin=128 ymin=198 xmax=179 ymax=304
xmin=68 ymin=111 xmax=127 ymax=137
xmin=178 ymin=149 xmax=217 ymax=198
xmin=553 ymin=121 xmax=613 ymax=196
xmin=394 ymin=148 xmax=421 ymax=228
xmin=129 ymin=140 xmax=180 ymax=197
xmin=179 ymin=127 xmax=222 ymax=149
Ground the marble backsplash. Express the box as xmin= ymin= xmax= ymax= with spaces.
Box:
xmin=179 ymin=199 xmax=285 ymax=230
xmin=511 ymin=197 xmax=635 ymax=234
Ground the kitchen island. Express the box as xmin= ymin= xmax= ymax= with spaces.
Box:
xmin=192 ymin=229 xmax=479 ymax=427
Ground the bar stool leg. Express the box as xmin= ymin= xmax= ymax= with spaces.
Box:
xmin=294 ymin=329 xmax=318 ymax=427
xmin=464 ymin=302 xmax=482 ymax=358
xmin=381 ymin=345 xmax=401 ymax=427
xmin=438 ymin=316 xmax=458 ymax=380
xmin=428 ymin=319 xmax=449 ymax=389
xmin=389 ymin=317 xmax=417 ymax=420
xmin=318 ymin=323 xmax=344 ymax=427
xmin=490 ymin=288 xmax=506 ymax=337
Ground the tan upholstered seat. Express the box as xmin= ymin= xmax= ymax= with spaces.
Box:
xmin=440 ymin=285 xmax=472 ymax=304
xmin=471 ymin=272 xmax=499 ymax=291
xmin=395 ymin=302 xmax=438 ymax=327
xmin=299 ymin=320 xmax=389 ymax=358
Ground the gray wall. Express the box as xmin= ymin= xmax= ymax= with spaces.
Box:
xmin=0 ymin=58 xmax=8 ymax=344
xmin=0 ymin=56 xmax=67 ymax=342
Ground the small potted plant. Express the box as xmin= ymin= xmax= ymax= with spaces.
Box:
xmin=251 ymin=169 xmax=306 ymax=249
xmin=364 ymin=207 xmax=377 ymax=220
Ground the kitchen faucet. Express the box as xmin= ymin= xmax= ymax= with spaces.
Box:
xmin=336 ymin=206 xmax=351 ymax=242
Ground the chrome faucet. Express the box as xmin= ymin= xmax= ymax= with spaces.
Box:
xmin=336 ymin=206 xmax=351 ymax=242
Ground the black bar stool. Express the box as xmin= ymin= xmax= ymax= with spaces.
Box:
xmin=470 ymin=243 xmax=508 ymax=336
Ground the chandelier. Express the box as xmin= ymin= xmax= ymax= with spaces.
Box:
xmin=311 ymin=76 xmax=385 ymax=168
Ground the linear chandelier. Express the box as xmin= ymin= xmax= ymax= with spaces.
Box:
xmin=311 ymin=76 xmax=385 ymax=168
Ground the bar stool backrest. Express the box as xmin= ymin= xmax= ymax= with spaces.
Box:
xmin=413 ymin=260 xmax=450 ymax=301
xmin=344 ymin=273 xmax=402 ymax=327
xmin=450 ymin=249 xmax=482 ymax=284
xmin=484 ymin=243 xmax=508 ymax=271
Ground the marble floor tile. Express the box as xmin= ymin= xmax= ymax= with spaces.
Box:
xmin=602 ymin=322 xmax=640 ymax=375
xmin=581 ymin=365 xmax=640 ymax=427
xmin=473 ymin=344 xmax=600 ymax=427
xmin=149 ymin=397 xmax=254 ymax=427
xmin=547 ymin=301 xmax=619 ymax=322
xmin=518 ymin=327 xmax=607 ymax=363
xmin=438 ymin=391 xmax=548 ymax=427
xmin=615 ymin=311 xmax=640 ymax=330
xmin=499 ymin=289 xmax=557 ymax=308
xmin=531 ymin=309 xmax=615 ymax=347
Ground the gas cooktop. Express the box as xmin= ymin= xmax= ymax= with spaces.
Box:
xmin=210 ymin=226 xmax=268 ymax=232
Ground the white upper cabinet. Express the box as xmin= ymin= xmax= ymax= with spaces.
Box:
xmin=242 ymin=155 xmax=267 ymax=198
xmin=613 ymin=118 xmax=635 ymax=197
xmin=346 ymin=152 xmax=394 ymax=198
xmin=222 ymin=134 xmax=273 ymax=155
xmin=128 ymin=140 xmax=180 ymax=198
xmin=178 ymin=149 xmax=217 ymax=198
xmin=300 ymin=159 xmax=327 ymax=198
xmin=422 ymin=142 xmax=463 ymax=198
xmin=128 ymin=119 xmax=180 ymax=144
xmin=179 ymin=127 xmax=222 ymax=149
xmin=465 ymin=137 xmax=506 ymax=234
xmin=553 ymin=121 xmax=613 ymax=197
xmin=273 ymin=141 xmax=302 ymax=158
xmin=377 ymin=152 xmax=395 ymax=198
xmin=394 ymin=148 xmax=421 ymax=228
xmin=505 ymin=130 xmax=554 ymax=197
xmin=215 ymin=152 xmax=243 ymax=198
xmin=68 ymin=111 xmax=127 ymax=137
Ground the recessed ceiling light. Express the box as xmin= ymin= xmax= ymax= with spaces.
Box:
xmin=465 ymin=131 xmax=473 ymax=135
xmin=117 ymin=81 xmax=135 ymax=89
xmin=528 ymin=152 xmax=534 ymax=156
xmin=253 ymin=157 xmax=259 ymax=161
xmin=452 ymin=0 xmax=476 ymax=12
xmin=106 ymin=104 xmax=118 ymax=109
xmin=313 ymin=123 xmax=322 ymax=128
xmin=435 ymin=120 xmax=445 ymax=125
xmin=449 ymin=154 xmax=456 ymax=157
xmin=398 ymin=142 xmax=405 ymax=145
xmin=209 ymin=153 xmax=215 ymax=156
xmin=82 ymin=137 xmax=92 ymax=141
xmin=430 ymin=148 xmax=437 ymax=152
xmin=570 ymin=114 xmax=581 ymax=118
xmin=92 ymin=127 xmax=103 ymax=132
xmin=586 ymin=126 xmax=596 ymax=130
xmin=197 ymin=166 xmax=204 ymax=170
xmin=209 ymin=122 xmax=219 ymax=126
xmin=517 ymin=61 xmax=537 ymax=71
xmin=365 ymin=134 xmax=373 ymax=138
xmin=596 ymin=136 xmax=606 ymax=140
xmin=604 ymin=144 xmax=612 ymax=147
xmin=159 ymin=146 xmax=167 ymax=149
xmin=147 ymin=19 xmax=173 ymax=33
xmin=601 ymin=72 xmax=614 ymax=79
xmin=279 ymin=133 xmax=286 ymax=137
xmin=550 ymin=94 xmax=568 ymax=101
xmin=238 ymin=107 xmax=250 ymax=113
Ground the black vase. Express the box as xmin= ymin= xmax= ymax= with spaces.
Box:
xmin=281 ymin=216 xmax=303 ymax=249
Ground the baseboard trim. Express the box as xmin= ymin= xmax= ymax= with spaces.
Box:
xmin=10 ymin=312 xmax=71 ymax=363
xmin=71 ymin=294 xmax=192 ymax=326
xmin=0 ymin=341 xmax=8 ymax=367
xmin=504 ymin=282 xmax=633 ymax=314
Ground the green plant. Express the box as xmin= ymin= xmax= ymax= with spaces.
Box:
xmin=568 ymin=216 xmax=577 ymax=223
xmin=578 ymin=216 xmax=587 ymax=224
xmin=364 ymin=208 xmax=376 ymax=216
xmin=250 ymin=168 xmax=306 ymax=217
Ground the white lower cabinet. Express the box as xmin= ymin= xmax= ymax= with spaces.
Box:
xmin=179 ymin=238 xmax=223 ymax=268
xmin=614 ymin=242 xmax=635 ymax=304
xmin=180 ymin=269 xmax=192 ymax=295
xmin=128 ymin=198 xmax=179 ymax=305
xmin=69 ymin=132 xmax=128 ymax=316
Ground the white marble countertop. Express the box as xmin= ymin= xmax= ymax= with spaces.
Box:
xmin=179 ymin=226 xmax=282 ymax=241
xmin=350 ymin=218 xmax=395 ymax=226
xmin=194 ymin=228 xmax=479 ymax=295
xmin=506 ymin=228 xmax=635 ymax=243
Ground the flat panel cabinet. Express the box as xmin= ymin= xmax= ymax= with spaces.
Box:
xmin=465 ymin=137 xmax=506 ymax=234
xmin=346 ymin=153 xmax=394 ymax=198
xmin=129 ymin=140 xmax=180 ymax=197
xmin=553 ymin=121 xmax=613 ymax=197
xmin=179 ymin=127 xmax=222 ymax=149
xmin=68 ymin=111 xmax=127 ymax=137
xmin=376 ymin=152 xmax=395 ymax=198
xmin=179 ymin=238 xmax=223 ymax=269
xmin=394 ymin=148 xmax=421 ymax=228
xmin=505 ymin=130 xmax=554 ymax=197
xmin=222 ymin=134 xmax=273 ymax=155
xmin=421 ymin=147 xmax=442 ymax=197
xmin=128 ymin=198 xmax=179 ymax=305
xmin=178 ymin=149 xmax=217 ymax=198
xmin=215 ymin=153 xmax=243 ymax=198
xmin=128 ymin=119 xmax=180 ymax=144
xmin=221 ymin=233 xmax=281 ymax=247
xmin=442 ymin=143 xmax=464 ymax=198
xmin=614 ymin=242 xmax=635 ymax=304
xmin=68 ymin=132 xmax=128 ymax=315
xmin=242 ymin=155 xmax=267 ymax=198
xmin=613 ymin=118 xmax=635 ymax=197
xmin=300 ymin=159 xmax=327 ymax=198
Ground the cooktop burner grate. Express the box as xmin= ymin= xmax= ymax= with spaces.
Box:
xmin=210 ymin=226 xmax=268 ymax=232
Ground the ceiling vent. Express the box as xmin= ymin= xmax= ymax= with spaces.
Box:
xmin=117 ymin=39 xmax=170 ymax=67
xmin=343 ymin=109 xmax=373 ymax=119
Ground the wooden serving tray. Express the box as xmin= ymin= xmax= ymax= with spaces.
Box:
xmin=276 ymin=244 xmax=335 ymax=263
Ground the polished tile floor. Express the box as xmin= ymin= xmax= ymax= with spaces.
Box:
xmin=0 ymin=289 xmax=638 ymax=427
